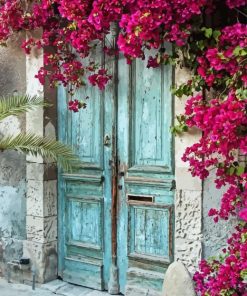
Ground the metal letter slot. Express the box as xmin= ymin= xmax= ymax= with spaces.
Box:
xmin=127 ymin=194 xmax=154 ymax=203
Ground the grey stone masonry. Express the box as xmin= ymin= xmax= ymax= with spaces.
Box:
xmin=23 ymin=30 xmax=58 ymax=284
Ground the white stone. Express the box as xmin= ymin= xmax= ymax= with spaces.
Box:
xmin=0 ymin=115 xmax=21 ymax=137
xmin=174 ymin=238 xmax=202 ymax=274
xmin=26 ymin=215 xmax=57 ymax=243
xmin=23 ymin=240 xmax=57 ymax=283
xmin=162 ymin=261 xmax=196 ymax=296
xmin=26 ymin=163 xmax=44 ymax=181
xmin=175 ymin=167 xmax=201 ymax=191
xmin=44 ymin=180 xmax=57 ymax=217
xmin=26 ymin=180 xmax=44 ymax=217
xmin=173 ymin=67 xmax=203 ymax=275
xmin=174 ymin=189 xmax=203 ymax=272
xmin=175 ymin=190 xmax=202 ymax=241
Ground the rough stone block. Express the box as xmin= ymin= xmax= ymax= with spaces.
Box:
xmin=175 ymin=190 xmax=202 ymax=241
xmin=44 ymin=181 xmax=57 ymax=217
xmin=26 ymin=163 xmax=44 ymax=181
xmin=26 ymin=180 xmax=57 ymax=218
xmin=174 ymin=238 xmax=202 ymax=274
xmin=23 ymin=240 xmax=57 ymax=283
xmin=27 ymin=180 xmax=43 ymax=217
xmin=26 ymin=216 xmax=57 ymax=243
xmin=162 ymin=261 xmax=196 ymax=296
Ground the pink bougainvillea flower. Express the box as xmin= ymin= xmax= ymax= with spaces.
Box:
xmin=68 ymin=100 xmax=80 ymax=112
xmin=239 ymin=208 xmax=247 ymax=222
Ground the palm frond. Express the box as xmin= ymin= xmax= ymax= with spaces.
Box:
xmin=0 ymin=133 xmax=80 ymax=171
xmin=0 ymin=95 xmax=50 ymax=121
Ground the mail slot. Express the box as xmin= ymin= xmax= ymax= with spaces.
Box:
xmin=127 ymin=195 xmax=154 ymax=203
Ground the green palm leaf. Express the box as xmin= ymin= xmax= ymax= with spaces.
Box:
xmin=0 ymin=133 xmax=79 ymax=171
xmin=0 ymin=95 xmax=49 ymax=121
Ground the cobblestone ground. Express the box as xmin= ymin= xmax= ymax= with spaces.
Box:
xmin=0 ymin=279 xmax=120 ymax=296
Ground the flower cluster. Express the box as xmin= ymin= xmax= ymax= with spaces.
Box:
xmin=68 ymin=99 xmax=87 ymax=112
xmin=180 ymin=24 xmax=247 ymax=222
xmin=226 ymin=0 xmax=247 ymax=8
xmin=194 ymin=223 xmax=247 ymax=296
xmin=0 ymin=0 xmax=210 ymax=91
xmin=175 ymin=20 xmax=247 ymax=295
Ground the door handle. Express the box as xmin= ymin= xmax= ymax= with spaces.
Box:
xmin=104 ymin=134 xmax=111 ymax=146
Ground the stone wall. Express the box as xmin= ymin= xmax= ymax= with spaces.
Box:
xmin=0 ymin=33 xmax=58 ymax=283
xmin=0 ymin=35 xmax=26 ymax=277
xmin=174 ymin=67 xmax=203 ymax=274
xmin=203 ymin=170 xmax=237 ymax=258
xmin=23 ymin=32 xmax=58 ymax=283
xmin=174 ymin=67 xmax=232 ymax=270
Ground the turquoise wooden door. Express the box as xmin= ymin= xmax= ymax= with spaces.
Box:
xmin=57 ymin=44 xmax=116 ymax=290
xmin=117 ymin=49 xmax=174 ymax=295
xmin=58 ymin=44 xmax=174 ymax=295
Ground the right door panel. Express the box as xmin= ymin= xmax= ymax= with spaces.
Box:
xmin=117 ymin=49 xmax=174 ymax=296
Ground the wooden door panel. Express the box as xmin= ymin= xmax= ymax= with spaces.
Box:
xmin=129 ymin=58 xmax=172 ymax=171
xmin=117 ymin=45 xmax=174 ymax=296
xmin=70 ymin=91 xmax=103 ymax=167
xmin=67 ymin=197 xmax=103 ymax=249
xmin=128 ymin=204 xmax=172 ymax=260
xmin=58 ymin=45 xmax=109 ymax=290
xmin=59 ymin=174 xmax=105 ymax=289
xmin=58 ymin=38 xmax=116 ymax=291
xmin=63 ymin=256 xmax=103 ymax=290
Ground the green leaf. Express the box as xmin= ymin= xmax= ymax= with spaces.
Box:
xmin=213 ymin=30 xmax=221 ymax=41
xmin=241 ymin=233 xmax=247 ymax=243
xmin=0 ymin=95 xmax=50 ymax=121
xmin=240 ymin=269 xmax=247 ymax=281
xmin=202 ymin=27 xmax=213 ymax=38
xmin=197 ymin=40 xmax=205 ymax=50
xmin=229 ymin=166 xmax=235 ymax=176
xmin=236 ymin=88 xmax=247 ymax=100
xmin=236 ymin=166 xmax=245 ymax=176
xmin=233 ymin=46 xmax=247 ymax=57
xmin=0 ymin=133 xmax=80 ymax=171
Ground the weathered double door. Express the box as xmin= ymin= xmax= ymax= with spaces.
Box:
xmin=58 ymin=44 xmax=174 ymax=295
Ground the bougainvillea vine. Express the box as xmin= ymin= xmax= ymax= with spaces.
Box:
xmin=0 ymin=0 xmax=247 ymax=295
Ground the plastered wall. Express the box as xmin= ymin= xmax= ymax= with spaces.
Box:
xmin=0 ymin=35 xmax=26 ymax=276
xmin=203 ymin=170 xmax=237 ymax=258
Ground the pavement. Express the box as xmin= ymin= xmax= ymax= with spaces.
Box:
xmin=0 ymin=279 xmax=119 ymax=296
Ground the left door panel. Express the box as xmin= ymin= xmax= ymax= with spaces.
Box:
xmin=57 ymin=47 xmax=115 ymax=290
